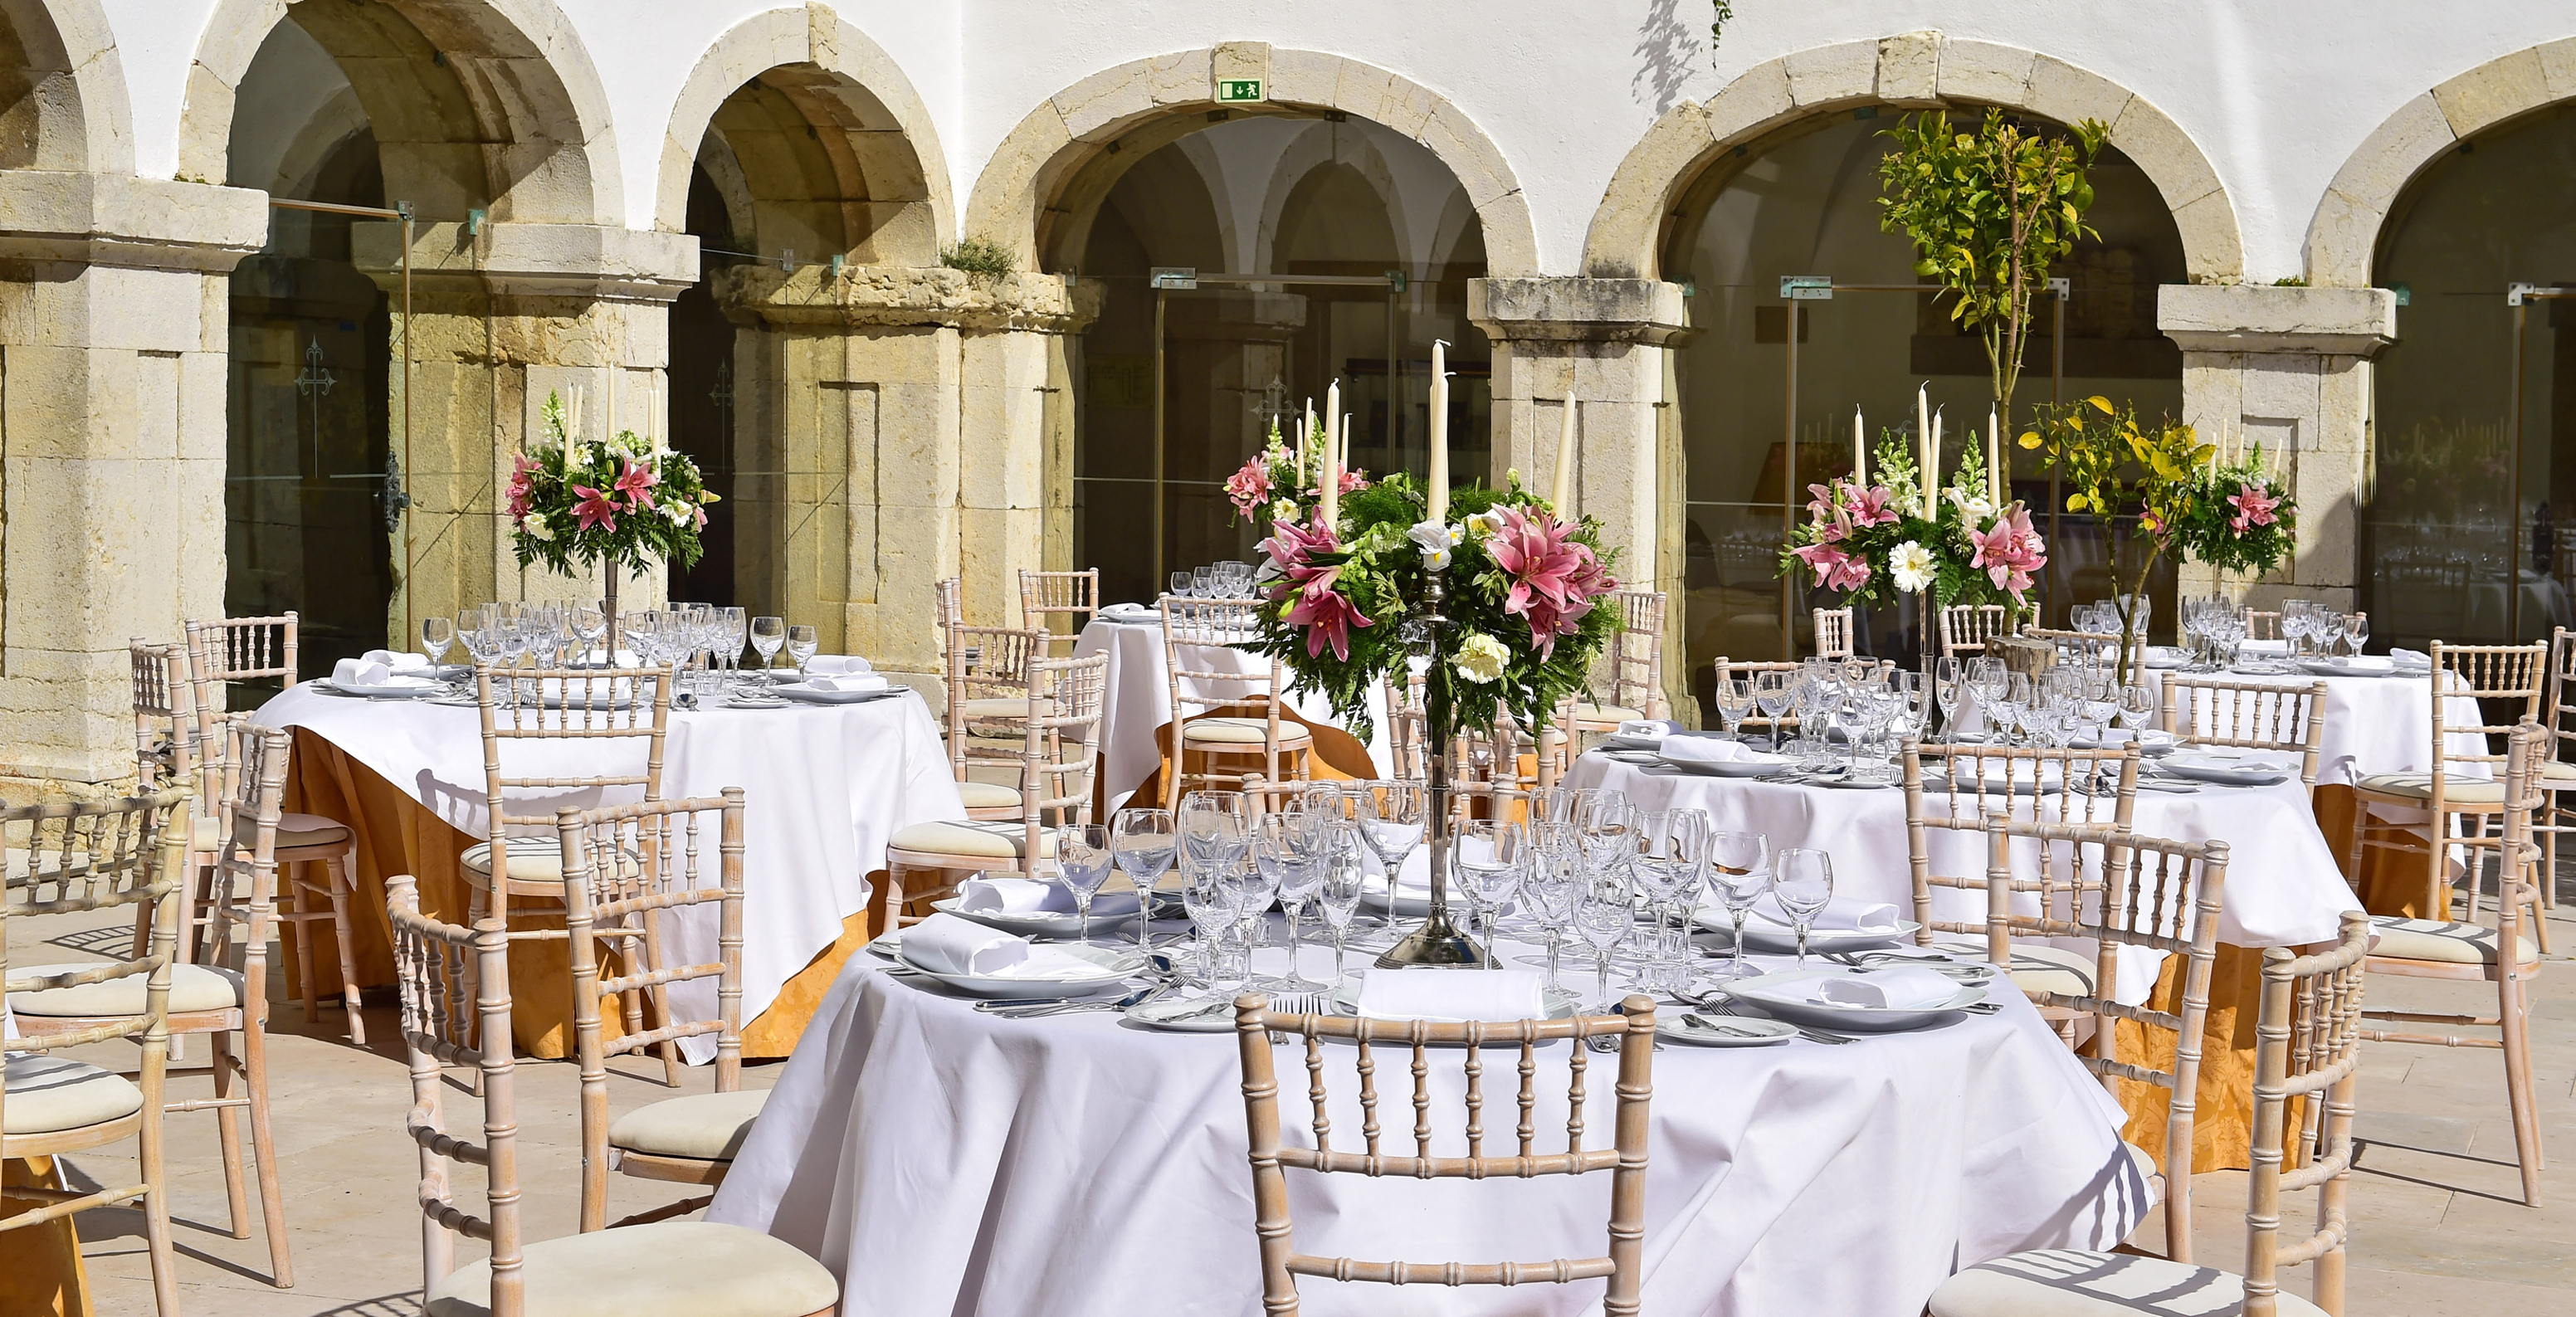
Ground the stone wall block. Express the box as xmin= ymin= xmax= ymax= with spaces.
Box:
xmin=1585 ymin=101 xmax=1710 ymax=277
xmin=2314 ymin=359 xmax=2370 ymax=456
xmin=2237 ymin=354 xmax=2323 ymax=429
xmin=2325 ymin=93 xmax=2453 ymax=217
xmin=875 ymin=378 xmax=960 ymax=507
xmin=0 ymin=344 xmax=97 ymax=460
xmin=2109 ymin=96 xmax=2224 ymax=213
xmin=2023 ymin=54 xmax=2134 ymax=131
xmin=1208 ymin=41 xmax=1271 ymax=91
xmin=1267 ymin=47 xmax=1339 ymax=105
xmin=1875 ymin=31 xmax=1946 ymax=105
xmin=2539 ymin=37 xmax=2576 ymax=100
xmin=1473 ymin=189 xmax=1541 ymax=278
xmin=2166 ymin=190 xmax=2245 ymax=285
xmin=2302 ymin=188 xmax=2384 ymax=290
xmin=2432 ymin=46 xmax=2548 ymax=139
xmin=1419 ymin=101 xmax=1517 ymax=211
xmin=1782 ymin=41 xmax=1876 ymax=108
xmin=1148 ymin=47 xmax=1216 ymax=106
xmin=1934 ymin=39 xmax=2036 ymax=108
xmin=1703 ymin=58 xmax=1795 ymax=142
xmin=1051 ymin=62 xmax=1152 ymax=142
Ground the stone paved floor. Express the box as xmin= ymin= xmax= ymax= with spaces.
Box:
xmin=12 ymin=892 xmax=2574 ymax=1316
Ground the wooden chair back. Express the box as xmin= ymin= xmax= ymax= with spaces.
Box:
xmin=1597 ymin=590 xmax=1666 ymax=718
xmin=129 ymin=640 xmax=198 ymax=793
xmin=199 ymin=722 xmax=290 ymax=1025
xmin=1160 ymin=597 xmax=1296 ymax=807
xmin=2159 ymin=676 xmax=2329 ymax=797
xmin=2245 ymin=609 xmax=2281 ymax=641
xmin=943 ymin=605 xmax=1047 ymax=784
xmin=1381 ymin=669 xmax=1428 ymax=781
xmin=1899 ymin=739 xmax=2139 ymax=944
xmin=2246 ymin=913 xmax=2370 ymax=1315
xmin=474 ymin=665 xmax=671 ymax=905
xmin=1232 ymin=993 xmax=1657 ymax=1316
xmin=1979 ymin=817 xmax=2230 ymax=1260
xmin=1939 ymin=603 xmax=2010 ymax=657
xmin=2544 ymin=627 xmax=2576 ymax=770
xmin=1018 ymin=568 xmax=1100 ymax=653
xmin=1712 ymin=657 xmax=1803 ymax=739
xmin=560 ymin=791 xmax=746 ymax=1232
xmin=1007 ymin=652 xmax=1111 ymax=850
xmin=388 ymin=871 xmax=523 ymax=1310
xmin=1812 ymin=606 xmax=1854 ymax=660
xmin=183 ymin=614 xmax=300 ymax=718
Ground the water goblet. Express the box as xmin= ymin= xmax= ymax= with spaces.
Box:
xmin=1770 ymin=848 xmax=1835 ymax=968
xmin=1630 ymin=808 xmax=1709 ymax=989
xmin=720 ymin=607 xmax=749 ymax=684
xmin=785 ymin=625 xmax=819 ymax=676
xmin=1254 ymin=812 xmax=1327 ymax=988
xmin=1356 ymin=781 xmax=1426 ymax=913
xmin=1169 ymin=571 xmax=1193 ymax=599
xmin=1315 ymin=824 xmax=1368 ymax=985
xmin=1111 ymin=808 xmax=1178 ymax=952
xmin=1713 ymin=677 xmax=1755 ymax=739
xmin=1055 ymin=824 xmax=1114 ymax=946
xmin=749 ymin=617 xmax=785 ymax=681
xmin=1572 ymin=876 xmax=1635 ymax=1007
xmin=1453 ymin=819 xmax=1530 ymax=968
xmin=1753 ymin=671 xmax=1796 ymax=752
xmin=1703 ymin=831 xmax=1771 ymax=981
xmin=1181 ymin=862 xmax=1243 ymax=989
xmin=1191 ymin=566 xmax=1213 ymax=597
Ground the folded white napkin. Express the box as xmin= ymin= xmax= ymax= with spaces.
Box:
xmin=2237 ymin=638 xmax=2291 ymax=655
xmin=1749 ymin=894 xmax=1900 ymax=932
xmin=1658 ymin=738 xmax=1783 ymax=766
xmin=1359 ymin=846 xmax=1436 ymax=891
xmin=362 ymin=649 xmax=434 ymax=672
xmin=1100 ymin=602 xmax=1160 ymax=622
xmin=1356 ymin=968 xmax=1547 ymax=1022
xmin=1812 ymin=966 xmax=1958 ymax=1010
xmin=803 ymin=673 xmax=888 ymax=694
xmin=578 ymin=647 xmax=643 ymax=666
xmin=901 ymin=911 xmax=1030 ymax=976
xmin=1614 ymin=719 xmax=1671 ymax=743
xmin=959 ymin=876 xmax=1138 ymax=917
xmin=2169 ymin=749 xmax=2295 ymax=773
xmin=332 ymin=657 xmax=392 ymax=686
xmin=2390 ymin=648 xmax=2432 ymax=669
xmin=2319 ymin=656 xmax=2394 ymax=675
xmin=803 ymin=655 xmax=874 ymax=676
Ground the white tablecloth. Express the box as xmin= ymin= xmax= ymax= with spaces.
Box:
xmin=255 ymin=684 xmax=965 ymax=1059
xmin=1076 ymin=617 xmax=1388 ymax=812
xmin=710 ymin=931 xmax=2146 ymax=1317
xmin=2141 ymin=664 xmax=2487 ymax=784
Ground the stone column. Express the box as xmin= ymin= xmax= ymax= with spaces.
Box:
xmin=2158 ymin=285 xmax=2398 ymax=613
xmin=0 ymin=173 xmax=267 ymax=789
xmin=713 ymin=266 xmax=1096 ymax=687
xmin=1468 ymin=276 xmax=1692 ymax=715
xmin=353 ymin=221 xmax=699 ymax=634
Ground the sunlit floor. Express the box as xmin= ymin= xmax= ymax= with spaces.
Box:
xmin=12 ymin=886 xmax=2573 ymax=1317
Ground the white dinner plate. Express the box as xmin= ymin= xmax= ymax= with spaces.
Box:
xmin=320 ymin=676 xmax=443 ymax=700
xmin=1692 ymin=909 xmax=1920 ymax=953
xmin=2143 ymin=646 xmax=2191 ymax=670
xmin=772 ymin=681 xmax=904 ymax=705
xmin=1718 ymin=967 xmax=1987 ymax=1032
xmin=1125 ymin=993 xmax=1242 ymax=1032
xmin=930 ymin=893 xmax=1144 ymax=939
xmin=895 ymin=940 xmax=1139 ymax=998
xmin=1329 ymin=982 xmax=1583 ymax=1024
xmin=1656 ymin=749 xmax=1790 ymax=778
xmin=2154 ymin=751 xmax=2292 ymax=787
xmin=2297 ymin=657 xmax=2395 ymax=678
xmin=1656 ymin=1012 xmax=1794 ymax=1046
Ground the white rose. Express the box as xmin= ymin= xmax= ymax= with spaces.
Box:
xmin=519 ymin=513 xmax=554 ymax=542
xmin=1453 ymin=632 xmax=1510 ymax=684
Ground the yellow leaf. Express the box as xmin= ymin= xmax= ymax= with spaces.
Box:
xmin=2086 ymin=395 xmax=2115 ymax=416
xmin=2066 ymin=493 xmax=2089 ymax=512
xmin=2017 ymin=431 xmax=2043 ymax=450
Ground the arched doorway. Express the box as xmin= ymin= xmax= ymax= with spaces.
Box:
xmin=1059 ymin=114 xmax=1492 ymax=606
xmin=2365 ymin=102 xmax=2576 ymax=647
xmin=1659 ymin=109 xmax=2187 ymax=708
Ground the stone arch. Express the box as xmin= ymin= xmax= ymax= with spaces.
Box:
xmin=966 ymin=42 xmax=1539 ymax=276
xmin=1584 ymin=31 xmax=2243 ymax=285
xmin=1250 ymin=120 xmax=1410 ymax=274
xmin=176 ymin=0 xmax=621 ymax=223
xmin=2303 ymin=36 xmax=2576 ymax=287
xmin=0 ymin=0 xmax=133 ymax=173
xmin=654 ymin=3 xmax=951 ymax=265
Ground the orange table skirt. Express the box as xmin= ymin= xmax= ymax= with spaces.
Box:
xmin=2 ymin=1156 xmax=90 ymax=1317
xmin=280 ymin=729 xmax=877 ymax=1061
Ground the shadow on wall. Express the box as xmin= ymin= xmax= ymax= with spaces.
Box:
xmin=1632 ymin=0 xmax=1708 ymax=114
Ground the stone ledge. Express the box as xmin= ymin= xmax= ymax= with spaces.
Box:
xmin=2156 ymin=284 xmax=2397 ymax=356
xmin=1467 ymin=277 xmax=1689 ymax=344
xmin=0 ymin=173 xmax=268 ymax=272
xmin=715 ymin=266 xmax=1102 ymax=333
xmin=351 ymin=222 xmax=700 ymax=301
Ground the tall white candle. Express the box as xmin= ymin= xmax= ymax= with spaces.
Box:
xmin=1299 ymin=398 xmax=1312 ymax=483
xmin=1930 ymin=407 xmax=1944 ymax=509
xmin=1553 ymin=394 xmax=1578 ymax=510
xmin=1853 ymin=406 xmax=1866 ymax=484
xmin=1322 ymin=380 xmax=1341 ymax=526
xmin=1987 ymin=404 xmax=2001 ymax=504
xmin=1917 ymin=386 xmax=1933 ymax=510
xmin=1427 ymin=340 xmax=1450 ymax=524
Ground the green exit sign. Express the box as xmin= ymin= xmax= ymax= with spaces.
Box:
xmin=1216 ymin=78 xmax=1265 ymax=103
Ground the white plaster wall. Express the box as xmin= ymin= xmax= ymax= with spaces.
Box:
xmin=88 ymin=0 xmax=2576 ymax=278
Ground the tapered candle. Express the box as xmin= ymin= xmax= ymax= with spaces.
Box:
xmin=1930 ymin=407 xmax=1944 ymax=509
xmin=1299 ymin=398 xmax=1312 ymax=482
xmin=1917 ymin=386 xmax=1933 ymax=510
xmin=1554 ymin=394 xmax=1578 ymax=510
xmin=1322 ymin=381 xmax=1341 ymax=526
xmin=1853 ymin=407 xmax=1866 ymax=483
xmin=1987 ymin=404 xmax=2001 ymax=504
xmin=1427 ymin=340 xmax=1450 ymax=524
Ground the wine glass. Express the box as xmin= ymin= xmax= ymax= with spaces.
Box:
xmin=1357 ymin=781 xmax=1426 ymax=913
xmin=1221 ymin=848 xmax=1281 ymax=977
xmin=1169 ymin=571 xmax=1193 ymax=599
xmin=1702 ymin=831 xmax=1771 ymax=982
xmin=1181 ymin=861 xmax=1243 ymax=989
xmin=1712 ymin=677 xmax=1754 ymax=739
xmin=1111 ymin=808 xmax=1178 ymax=954
xmin=749 ymin=617 xmax=785 ymax=682
xmin=1629 ymin=809 xmax=1708 ymax=989
xmin=1254 ymin=812 xmax=1327 ymax=989
xmin=1521 ymin=846 xmax=1580 ymax=992
xmin=1770 ymin=848 xmax=1835 ymax=968
xmin=1191 ymin=566 xmax=1213 ymax=597
xmin=2117 ymin=682 xmax=2158 ymax=733
xmin=570 ymin=602 xmax=607 ymax=662
xmin=2344 ymin=612 xmax=2369 ymax=657
xmin=1453 ymin=818 xmax=1530 ymax=969
xmin=1573 ymin=790 xmax=1634 ymax=881
xmin=720 ymin=607 xmax=749 ymax=685
xmin=1753 ymin=671 xmax=1796 ymax=752
xmin=1315 ymin=823 xmax=1368 ymax=985
xmin=785 ymin=625 xmax=819 ymax=677
xmin=1055 ymin=823 xmax=1114 ymax=946
xmin=1573 ymin=875 xmax=1635 ymax=1007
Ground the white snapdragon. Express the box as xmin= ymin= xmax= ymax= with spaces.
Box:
xmin=1408 ymin=519 xmax=1462 ymax=570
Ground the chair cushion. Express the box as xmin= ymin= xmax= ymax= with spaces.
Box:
xmin=8 ymin=961 xmax=244 ymax=1017
xmin=2354 ymin=773 xmax=2506 ymax=805
xmin=956 ymin=781 xmax=1023 ymax=811
xmin=192 ymin=811 xmax=350 ymax=852
xmin=423 ymin=1220 xmax=839 ymax=1317
xmin=1930 ymin=939 xmax=2098 ymax=998
xmin=889 ymin=820 xmax=1057 ymax=860
xmin=1573 ymin=702 xmax=1646 ymax=727
xmin=2368 ymin=915 xmax=2539 ymax=967
xmin=609 ymin=1090 xmax=769 ymax=1162
xmin=459 ymin=842 xmax=643 ymax=891
xmin=2 ymin=1054 xmax=145 ymax=1135
xmin=959 ymin=695 xmax=1053 ymax=720
xmin=1929 ymin=1248 xmax=2327 ymax=1316
xmin=1179 ymin=716 xmax=1313 ymax=747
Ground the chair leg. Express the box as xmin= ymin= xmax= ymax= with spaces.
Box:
xmin=464 ymin=885 xmax=487 ymax=1095
xmin=242 ymin=1017 xmax=295 ymax=1285
xmin=325 ymin=850 xmax=367 ymax=1044
xmin=639 ymin=908 xmax=684 ymax=1088
xmin=139 ymin=1114 xmax=181 ymax=1317
xmin=283 ymin=866 xmax=323 ymax=1027
xmin=207 ymin=1027 xmax=251 ymax=1237
xmin=2497 ymin=962 xmax=2547 ymax=1207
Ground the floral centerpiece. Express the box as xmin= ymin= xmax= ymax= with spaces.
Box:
xmin=507 ymin=388 xmax=716 ymax=639
xmin=1778 ymin=430 xmax=2047 ymax=622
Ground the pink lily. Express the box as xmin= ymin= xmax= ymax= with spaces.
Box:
xmin=571 ymin=485 xmax=620 ymax=533
xmin=612 ymin=458 xmax=659 ymax=511
xmin=2228 ymin=481 xmax=2280 ymax=534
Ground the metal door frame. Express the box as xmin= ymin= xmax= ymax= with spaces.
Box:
xmin=2509 ymin=283 xmax=2576 ymax=639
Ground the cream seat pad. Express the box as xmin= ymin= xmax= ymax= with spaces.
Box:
xmin=424 ymin=1220 xmax=839 ymax=1317
xmin=2 ymin=1054 xmax=145 ymax=1135
xmin=8 ymin=962 xmax=243 ymax=1017
xmin=609 ymin=1090 xmax=769 ymax=1162
xmin=890 ymin=820 xmax=1057 ymax=860
xmin=1179 ymin=716 xmax=1312 ymax=746
xmin=1929 ymin=1247 xmax=2327 ymax=1317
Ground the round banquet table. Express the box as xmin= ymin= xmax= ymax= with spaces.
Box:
xmin=1561 ymin=750 xmax=2362 ymax=1173
xmin=1076 ymin=615 xmax=1389 ymax=813
xmin=255 ymin=681 xmax=965 ymax=1060
xmin=708 ymin=927 xmax=2148 ymax=1317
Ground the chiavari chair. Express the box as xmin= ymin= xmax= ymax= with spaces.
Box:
xmin=1978 ymin=817 xmax=2231 ymax=1256
xmin=1939 ymin=602 xmax=2011 ymax=658
xmin=2353 ymin=719 xmax=2548 ymax=1207
xmin=11 ymin=725 xmax=300 ymax=1285
xmin=1931 ymin=913 xmax=2369 ymax=1317
xmin=388 ymin=873 xmax=839 ymax=1317
xmin=2531 ymin=626 xmax=2576 ymax=919
xmin=2 ymin=788 xmax=189 ymax=1316
xmin=1018 ymin=567 xmax=1102 ymax=656
xmin=1900 ymin=739 xmax=2141 ymax=1013
xmin=1232 ymin=992 xmax=1658 ymax=1316
xmin=2345 ymin=641 xmax=2545 ymax=937
xmin=1159 ymin=596 xmax=1312 ymax=807
xmin=2244 ymin=609 xmax=2282 ymax=641
xmin=560 ymin=791 xmax=761 ymax=1231
xmin=1812 ymin=605 xmax=1855 ymax=660
xmin=883 ymin=651 xmax=1110 ymax=930
xmin=1712 ymin=656 xmax=1803 ymax=744
xmin=942 ymin=576 xmax=1048 ymax=820
xmin=179 ymin=622 xmax=368 ymax=1041
xmin=1570 ymin=588 xmax=1669 ymax=730
xmin=2159 ymin=676 xmax=2329 ymax=799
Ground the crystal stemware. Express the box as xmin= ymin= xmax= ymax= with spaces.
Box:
xmin=1572 ymin=876 xmax=1634 ymax=1007
xmin=749 ymin=616 xmax=785 ymax=682
xmin=1453 ymin=818 xmax=1530 ymax=969
xmin=1315 ymin=823 xmax=1368 ymax=985
xmin=1702 ymin=831 xmax=1770 ymax=981
xmin=1770 ymin=847 xmax=1834 ymax=968
xmin=1055 ymin=824 xmax=1114 ymax=946
xmin=1111 ymin=808 xmax=1178 ymax=952
xmin=1254 ymin=811 xmax=1327 ymax=989
xmin=785 ymin=624 xmax=819 ymax=676
xmin=1357 ymin=781 xmax=1426 ymax=915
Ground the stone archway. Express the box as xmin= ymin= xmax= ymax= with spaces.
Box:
xmin=0 ymin=0 xmax=132 ymax=173
xmin=965 ymin=42 xmax=1539 ymax=277
xmin=1583 ymin=31 xmax=2244 ymax=285
xmin=2303 ymin=36 xmax=2576 ymax=287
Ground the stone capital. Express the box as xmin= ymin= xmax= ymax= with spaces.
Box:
xmin=351 ymin=222 xmax=700 ymax=303
xmin=0 ymin=173 xmax=269 ymax=273
xmin=1467 ymin=277 xmax=1689 ymax=345
xmin=2157 ymin=284 xmax=2397 ymax=357
xmin=713 ymin=266 xmax=1101 ymax=334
